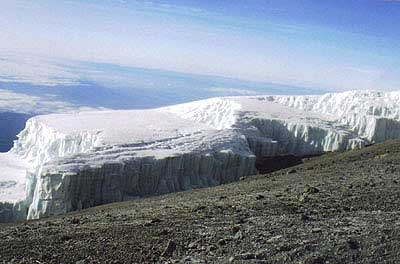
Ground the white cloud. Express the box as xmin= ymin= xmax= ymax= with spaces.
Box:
xmin=0 ymin=89 xmax=99 ymax=114
xmin=0 ymin=53 xmax=80 ymax=86
xmin=207 ymin=87 xmax=259 ymax=96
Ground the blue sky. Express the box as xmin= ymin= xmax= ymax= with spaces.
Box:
xmin=1 ymin=0 xmax=400 ymax=91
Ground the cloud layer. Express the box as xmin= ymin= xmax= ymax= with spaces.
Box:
xmin=0 ymin=89 xmax=97 ymax=114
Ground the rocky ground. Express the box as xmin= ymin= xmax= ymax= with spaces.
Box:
xmin=2 ymin=140 xmax=400 ymax=263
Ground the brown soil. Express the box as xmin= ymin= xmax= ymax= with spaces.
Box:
xmin=1 ymin=140 xmax=400 ymax=263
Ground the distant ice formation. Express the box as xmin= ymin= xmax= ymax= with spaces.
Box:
xmin=2 ymin=90 xmax=400 ymax=222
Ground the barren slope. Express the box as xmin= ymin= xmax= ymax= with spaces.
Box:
xmin=1 ymin=140 xmax=400 ymax=263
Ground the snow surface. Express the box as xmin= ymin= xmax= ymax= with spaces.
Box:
xmin=2 ymin=90 xmax=400 ymax=221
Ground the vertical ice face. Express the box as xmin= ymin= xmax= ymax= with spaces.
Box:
xmin=270 ymin=91 xmax=400 ymax=142
xmin=244 ymin=118 xmax=366 ymax=158
xmin=11 ymin=118 xmax=102 ymax=167
xmin=271 ymin=91 xmax=400 ymax=119
xmin=26 ymin=151 xmax=257 ymax=219
xmin=0 ymin=118 xmax=103 ymax=222
xmin=2 ymin=91 xmax=400 ymax=222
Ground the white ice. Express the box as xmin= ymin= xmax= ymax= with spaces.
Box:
xmin=2 ymin=90 xmax=400 ymax=221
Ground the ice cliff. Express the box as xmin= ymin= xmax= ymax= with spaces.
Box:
xmin=2 ymin=90 xmax=400 ymax=222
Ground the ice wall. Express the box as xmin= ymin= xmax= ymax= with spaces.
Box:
xmin=2 ymin=117 xmax=258 ymax=221
xmin=245 ymin=118 xmax=366 ymax=158
xmin=3 ymin=91 xmax=400 ymax=222
xmin=26 ymin=151 xmax=256 ymax=219
xmin=271 ymin=91 xmax=400 ymax=143
xmin=11 ymin=118 xmax=102 ymax=167
xmin=0 ymin=118 xmax=103 ymax=222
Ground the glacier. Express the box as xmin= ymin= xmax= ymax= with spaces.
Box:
xmin=2 ymin=90 xmax=400 ymax=222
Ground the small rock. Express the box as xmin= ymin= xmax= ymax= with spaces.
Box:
xmin=188 ymin=242 xmax=197 ymax=249
xmin=181 ymin=256 xmax=202 ymax=263
xmin=217 ymin=239 xmax=227 ymax=246
xmin=254 ymin=250 xmax=268 ymax=259
xmin=234 ymin=230 xmax=244 ymax=240
xmin=236 ymin=217 xmax=247 ymax=224
xmin=287 ymin=168 xmax=297 ymax=174
xmin=144 ymin=217 xmax=162 ymax=226
xmin=311 ymin=228 xmax=322 ymax=233
xmin=266 ymin=235 xmax=283 ymax=243
xmin=304 ymin=185 xmax=320 ymax=194
xmin=235 ymin=252 xmax=256 ymax=260
xmin=192 ymin=205 xmax=206 ymax=212
xmin=150 ymin=217 xmax=162 ymax=223
xmin=159 ymin=229 xmax=170 ymax=236
xmin=60 ymin=234 xmax=73 ymax=241
xmin=162 ymin=240 xmax=177 ymax=258
xmin=347 ymin=238 xmax=359 ymax=250
xmin=255 ymin=194 xmax=265 ymax=200
xmin=70 ymin=218 xmax=80 ymax=225
xmin=207 ymin=245 xmax=217 ymax=252
xmin=277 ymin=244 xmax=292 ymax=252
xmin=300 ymin=214 xmax=312 ymax=221
xmin=232 ymin=225 xmax=241 ymax=234
xmin=298 ymin=194 xmax=308 ymax=203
